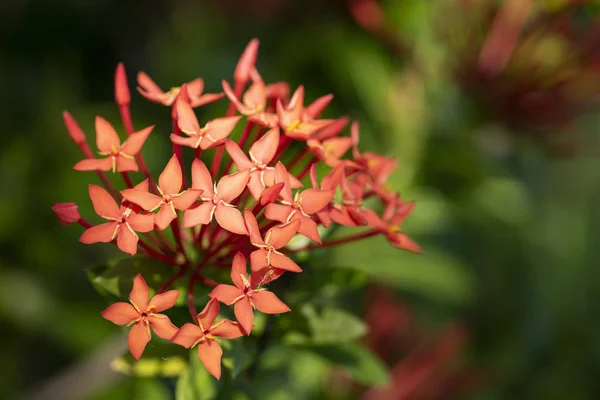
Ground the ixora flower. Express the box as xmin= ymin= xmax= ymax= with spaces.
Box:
xmin=182 ymin=159 xmax=249 ymax=235
xmin=80 ymin=185 xmax=154 ymax=255
xmin=101 ymin=274 xmax=179 ymax=360
xmin=121 ymin=155 xmax=202 ymax=230
xmin=172 ymin=298 xmax=244 ymax=379
xmin=209 ymin=252 xmax=290 ymax=335
xmin=137 ymin=72 xmax=223 ymax=107
xmin=54 ymin=38 xmax=421 ymax=380
xmin=73 ymin=117 xmax=153 ymax=173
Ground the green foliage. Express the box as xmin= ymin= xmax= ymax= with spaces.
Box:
xmin=303 ymin=343 xmax=390 ymax=387
xmin=300 ymin=304 xmax=368 ymax=344
xmin=176 ymin=351 xmax=219 ymax=400
xmin=87 ymin=256 xmax=176 ymax=299
xmin=111 ymin=340 xmax=189 ymax=378
xmin=324 ymin=235 xmax=474 ymax=305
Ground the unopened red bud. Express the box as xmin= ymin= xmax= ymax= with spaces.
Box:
xmin=52 ymin=203 xmax=81 ymax=226
xmin=260 ymin=182 xmax=284 ymax=205
xmin=62 ymin=111 xmax=86 ymax=144
xmin=115 ymin=63 xmax=131 ymax=105
xmin=234 ymin=38 xmax=260 ymax=84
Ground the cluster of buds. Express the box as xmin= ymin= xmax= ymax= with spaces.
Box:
xmin=52 ymin=39 xmax=420 ymax=379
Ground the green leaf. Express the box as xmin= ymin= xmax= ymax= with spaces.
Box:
xmin=176 ymin=350 xmax=219 ymax=400
xmin=110 ymin=339 xmax=189 ymax=378
xmin=87 ymin=255 xmax=176 ymax=298
xmin=305 ymin=343 xmax=390 ymax=387
xmin=221 ymin=337 xmax=256 ymax=379
xmin=326 ymin=236 xmax=474 ymax=305
xmin=301 ymin=304 xmax=368 ymax=344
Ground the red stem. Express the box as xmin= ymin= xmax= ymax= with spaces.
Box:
xmin=170 ymin=216 xmax=188 ymax=262
xmin=157 ymin=265 xmax=188 ymax=294
xmin=297 ymin=156 xmax=318 ymax=181
xmin=138 ymin=240 xmax=178 ymax=265
xmin=287 ymin=229 xmax=380 ymax=253
xmin=121 ymin=172 xmax=133 ymax=188
xmin=171 ymin=116 xmax=187 ymax=189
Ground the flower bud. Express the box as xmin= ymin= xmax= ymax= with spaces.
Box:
xmin=234 ymin=39 xmax=259 ymax=85
xmin=115 ymin=62 xmax=131 ymax=106
xmin=62 ymin=111 xmax=86 ymax=144
xmin=52 ymin=203 xmax=81 ymax=226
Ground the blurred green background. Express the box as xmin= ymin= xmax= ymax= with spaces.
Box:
xmin=2 ymin=0 xmax=600 ymax=398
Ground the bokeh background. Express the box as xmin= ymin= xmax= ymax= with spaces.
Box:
xmin=2 ymin=0 xmax=600 ymax=399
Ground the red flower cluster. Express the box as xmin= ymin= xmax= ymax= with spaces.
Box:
xmin=53 ymin=39 xmax=420 ymax=379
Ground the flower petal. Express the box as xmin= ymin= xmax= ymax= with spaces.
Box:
xmin=182 ymin=202 xmax=214 ymax=228
xmin=298 ymin=216 xmax=321 ymax=243
xmin=201 ymin=116 xmax=241 ymax=149
xmin=250 ymin=249 xmax=269 ymax=272
xmin=269 ymin=252 xmax=302 ymax=272
xmin=171 ymin=323 xmax=203 ymax=348
xmin=388 ymin=232 xmax=422 ymax=253
xmin=191 ymin=159 xmax=214 ymax=196
xmin=216 ymin=170 xmax=249 ymax=203
xmin=127 ymin=212 xmax=155 ymax=233
xmin=300 ymin=189 xmax=335 ymax=215
xmin=304 ymin=93 xmax=333 ymax=119
xmin=249 ymin=127 xmax=279 ymax=164
xmin=171 ymin=189 xmax=202 ymax=211
xmin=155 ymin=204 xmax=177 ymax=231
xmin=214 ymin=204 xmax=247 ymax=235
xmin=170 ymin=134 xmax=200 ymax=149
xmin=251 ymin=291 xmax=291 ymax=314
xmin=89 ymin=184 xmax=121 ymax=219
xmin=101 ymin=302 xmax=139 ymax=325
xmin=116 ymin=155 xmax=138 ymax=172
xmin=121 ymin=189 xmax=163 ymax=211
xmin=244 ymin=210 xmax=265 ymax=246
xmin=209 ymin=284 xmax=243 ymax=305
xmin=222 ymin=80 xmax=251 ymax=114
xmin=264 ymin=203 xmax=291 ymax=223
xmin=274 ymin=162 xmax=293 ymax=202
xmin=129 ymin=274 xmax=149 ymax=312
xmin=159 ymin=155 xmax=183 ymax=195
xmin=137 ymin=71 xmax=163 ymax=94
xmin=116 ymin=226 xmax=139 ymax=255
xmin=121 ymin=126 xmax=153 ymax=155
xmin=225 ymin=140 xmax=253 ymax=170
xmin=80 ymin=222 xmax=118 ymax=244
xmin=73 ymin=157 xmax=113 ymax=172
xmin=267 ymin=219 xmax=300 ymax=249
xmin=128 ymin=321 xmax=151 ymax=361
xmin=191 ymin=92 xmax=224 ymax=108
xmin=148 ymin=315 xmax=179 ymax=340
xmin=231 ymin=252 xmax=247 ymax=290
xmin=177 ymin=100 xmax=201 ymax=136
xmin=247 ymin=172 xmax=266 ymax=200
xmin=242 ymin=80 xmax=267 ymax=110
xmin=233 ymin=297 xmax=253 ymax=335
xmin=198 ymin=340 xmax=223 ymax=380
xmin=149 ymin=290 xmax=180 ymax=312
xmin=210 ymin=320 xmax=245 ymax=339
xmin=197 ymin=298 xmax=220 ymax=330
xmin=95 ymin=116 xmax=121 ymax=153
xmin=186 ymin=78 xmax=204 ymax=97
